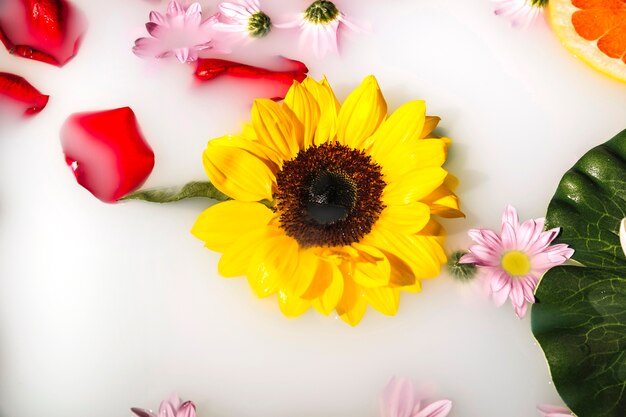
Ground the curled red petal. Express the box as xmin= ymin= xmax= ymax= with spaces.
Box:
xmin=0 ymin=72 xmax=49 ymax=116
xmin=194 ymin=57 xmax=309 ymax=98
xmin=60 ymin=107 xmax=155 ymax=203
xmin=0 ymin=0 xmax=85 ymax=66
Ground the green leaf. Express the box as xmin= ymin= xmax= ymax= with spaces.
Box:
xmin=120 ymin=181 xmax=230 ymax=203
xmin=532 ymin=129 xmax=626 ymax=417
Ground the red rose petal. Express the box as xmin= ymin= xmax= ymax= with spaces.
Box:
xmin=0 ymin=72 xmax=49 ymax=116
xmin=0 ymin=0 xmax=85 ymax=66
xmin=194 ymin=57 xmax=309 ymax=98
xmin=60 ymin=107 xmax=155 ymax=203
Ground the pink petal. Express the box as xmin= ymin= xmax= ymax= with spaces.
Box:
xmin=530 ymin=244 xmax=574 ymax=271
xmin=514 ymin=300 xmax=529 ymax=319
xmin=537 ymin=404 xmax=572 ymax=417
xmin=501 ymin=221 xmax=517 ymax=251
xmin=185 ymin=3 xmax=202 ymax=26
xmin=467 ymin=244 xmax=500 ymax=266
xmin=175 ymin=47 xmax=190 ymax=63
xmin=490 ymin=270 xmax=510 ymax=293
xmin=509 ymin=279 xmax=524 ymax=307
xmin=177 ymin=401 xmax=196 ymax=417
xmin=528 ymin=228 xmax=560 ymax=254
xmin=492 ymin=284 xmax=510 ymax=307
xmin=149 ymin=11 xmax=167 ymax=25
xmin=131 ymin=408 xmax=157 ymax=417
xmin=167 ymin=0 xmax=185 ymax=17
xmin=517 ymin=219 xmax=542 ymax=251
xmin=132 ymin=37 xmax=163 ymax=58
xmin=414 ymin=400 xmax=452 ymax=417
xmin=219 ymin=2 xmax=252 ymax=19
xmin=145 ymin=22 xmax=164 ymax=38
xmin=468 ymin=228 xmax=502 ymax=249
xmin=380 ymin=377 xmax=416 ymax=417
xmin=459 ymin=253 xmax=477 ymax=264
xmin=501 ymin=205 xmax=520 ymax=229
xmin=520 ymin=276 xmax=537 ymax=302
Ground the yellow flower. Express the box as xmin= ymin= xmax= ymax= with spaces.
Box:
xmin=192 ymin=76 xmax=463 ymax=326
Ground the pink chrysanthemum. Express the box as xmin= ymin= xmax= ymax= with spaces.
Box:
xmin=131 ymin=393 xmax=196 ymax=417
xmin=537 ymin=404 xmax=574 ymax=417
xmin=276 ymin=0 xmax=359 ymax=58
xmin=492 ymin=0 xmax=546 ymax=29
xmin=212 ymin=0 xmax=272 ymax=42
xmin=133 ymin=0 xmax=216 ymax=63
xmin=380 ymin=377 xmax=452 ymax=417
xmin=460 ymin=205 xmax=574 ymax=318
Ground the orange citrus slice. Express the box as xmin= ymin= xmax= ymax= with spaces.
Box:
xmin=549 ymin=0 xmax=626 ymax=83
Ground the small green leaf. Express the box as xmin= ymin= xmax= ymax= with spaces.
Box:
xmin=532 ymin=129 xmax=626 ymax=417
xmin=120 ymin=181 xmax=230 ymax=203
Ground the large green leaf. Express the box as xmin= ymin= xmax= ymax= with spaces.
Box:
xmin=532 ymin=129 xmax=626 ymax=417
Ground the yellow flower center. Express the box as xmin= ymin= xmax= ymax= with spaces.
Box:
xmin=501 ymin=251 xmax=531 ymax=277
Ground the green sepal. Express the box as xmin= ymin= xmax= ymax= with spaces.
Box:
xmin=120 ymin=181 xmax=230 ymax=203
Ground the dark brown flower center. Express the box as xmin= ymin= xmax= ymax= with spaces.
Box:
xmin=275 ymin=142 xmax=386 ymax=248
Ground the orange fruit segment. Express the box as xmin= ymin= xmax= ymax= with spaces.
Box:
xmin=549 ymin=0 xmax=626 ymax=82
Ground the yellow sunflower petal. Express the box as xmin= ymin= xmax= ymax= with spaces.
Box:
xmin=336 ymin=75 xmax=387 ymax=149
xmin=203 ymin=145 xmax=275 ymax=202
xmin=218 ymin=227 xmax=279 ymax=277
xmin=382 ymin=249 xmax=419 ymax=289
xmin=209 ymin=134 xmax=282 ymax=169
xmin=367 ymin=100 xmax=426 ymax=153
xmin=362 ymin=287 xmax=400 ymax=316
xmin=247 ymin=233 xmax=299 ymax=298
xmin=370 ymin=226 xmax=444 ymax=279
xmin=422 ymin=175 xmax=464 ymax=218
xmin=309 ymin=261 xmax=344 ymax=315
xmin=377 ymin=139 xmax=447 ymax=183
xmin=251 ymin=98 xmax=302 ymax=160
xmin=336 ymin=274 xmax=367 ymax=326
xmin=302 ymin=77 xmax=340 ymax=145
xmin=382 ymin=167 xmax=447 ymax=205
xmin=377 ymin=202 xmax=431 ymax=235
xmin=191 ymin=201 xmax=275 ymax=251
xmin=278 ymin=290 xmax=311 ymax=317
xmin=284 ymin=81 xmax=320 ymax=149
xmin=420 ymin=116 xmax=441 ymax=138
xmin=289 ymin=248 xmax=320 ymax=296
xmin=350 ymin=243 xmax=391 ymax=288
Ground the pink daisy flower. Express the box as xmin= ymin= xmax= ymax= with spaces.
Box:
xmin=460 ymin=205 xmax=574 ymax=318
xmin=492 ymin=0 xmax=547 ymax=29
xmin=212 ymin=0 xmax=272 ymax=42
xmin=131 ymin=393 xmax=196 ymax=417
xmin=133 ymin=0 xmax=216 ymax=63
xmin=276 ymin=0 xmax=359 ymax=58
xmin=380 ymin=377 xmax=452 ymax=417
xmin=537 ymin=404 xmax=574 ymax=417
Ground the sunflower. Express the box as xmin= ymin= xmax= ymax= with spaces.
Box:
xmin=192 ymin=76 xmax=463 ymax=325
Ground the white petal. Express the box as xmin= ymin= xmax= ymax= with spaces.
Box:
xmin=620 ymin=218 xmax=626 ymax=258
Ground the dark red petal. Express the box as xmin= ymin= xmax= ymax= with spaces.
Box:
xmin=60 ymin=107 xmax=155 ymax=203
xmin=0 ymin=72 xmax=49 ymax=116
xmin=0 ymin=0 xmax=85 ymax=66
xmin=194 ymin=57 xmax=309 ymax=98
